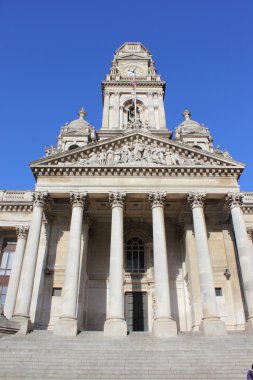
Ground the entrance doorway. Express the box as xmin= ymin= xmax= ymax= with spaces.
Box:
xmin=125 ymin=292 xmax=148 ymax=332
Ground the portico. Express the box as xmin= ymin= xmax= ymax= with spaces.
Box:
xmin=0 ymin=42 xmax=253 ymax=338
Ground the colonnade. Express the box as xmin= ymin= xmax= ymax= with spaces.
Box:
xmin=4 ymin=191 xmax=253 ymax=336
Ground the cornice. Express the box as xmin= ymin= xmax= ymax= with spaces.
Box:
xmin=32 ymin=164 xmax=242 ymax=179
xmin=101 ymin=80 xmax=166 ymax=89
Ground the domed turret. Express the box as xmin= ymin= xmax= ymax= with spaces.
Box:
xmin=57 ymin=108 xmax=96 ymax=152
xmin=174 ymin=109 xmax=213 ymax=152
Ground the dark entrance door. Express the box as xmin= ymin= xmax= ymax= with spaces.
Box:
xmin=125 ymin=292 xmax=148 ymax=332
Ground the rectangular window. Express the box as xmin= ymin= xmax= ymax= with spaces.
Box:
xmin=0 ymin=285 xmax=8 ymax=305
xmin=215 ymin=287 xmax=223 ymax=296
xmin=52 ymin=288 xmax=62 ymax=296
xmin=0 ymin=239 xmax=16 ymax=276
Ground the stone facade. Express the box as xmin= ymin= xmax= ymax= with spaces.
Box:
xmin=0 ymin=42 xmax=253 ymax=337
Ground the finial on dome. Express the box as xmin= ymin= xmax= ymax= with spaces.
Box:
xmin=183 ymin=108 xmax=191 ymax=120
xmin=78 ymin=107 xmax=86 ymax=119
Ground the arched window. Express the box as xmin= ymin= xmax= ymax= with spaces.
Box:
xmin=126 ymin=237 xmax=145 ymax=273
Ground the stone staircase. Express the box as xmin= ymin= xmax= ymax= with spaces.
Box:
xmin=0 ymin=330 xmax=252 ymax=379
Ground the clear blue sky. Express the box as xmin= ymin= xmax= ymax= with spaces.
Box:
xmin=0 ymin=0 xmax=252 ymax=190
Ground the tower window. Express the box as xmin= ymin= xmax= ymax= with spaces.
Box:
xmin=126 ymin=238 xmax=145 ymax=273
xmin=215 ymin=287 xmax=223 ymax=296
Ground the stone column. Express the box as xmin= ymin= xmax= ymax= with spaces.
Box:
xmin=158 ymin=92 xmax=166 ymax=129
xmin=54 ymin=192 xmax=88 ymax=336
xmin=119 ymin=105 xmax=123 ymax=129
xmin=188 ymin=192 xmax=226 ymax=335
xmin=104 ymin=192 xmax=127 ymax=337
xmin=148 ymin=92 xmax=155 ymax=128
xmin=226 ymin=193 xmax=253 ymax=332
xmin=13 ymin=192 xmax=48 ymax=334
xmin=4 ymin=226 xmax=29 ymax=319
xmin=113 ymin=92 xmax=120 ymax=129
xmin=154 ymin=93 xmax=159 ymax=129
xmin=77 ymin=214 xmax=90 ymax=330
xmin=102 ymin=90 xmax=110 ymax=129
xmin=149 ymin=192 xmax=177 ymax=337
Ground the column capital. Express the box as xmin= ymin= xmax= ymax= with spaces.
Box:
xmin=187 ymin=192 xmax=206 ymax=209
xmin=149 ymin=192 xmax=166 ymax=208
xmin=15 ymin=225 xmax=29 ymax=240
xmin=226 ymin=192 xmax=244 ymax=210
xmin=246 ymin=227 xmax=253 ymax=241
xmin=109 ymin=192 xmax=126 ymax=208
xmin=70 ymin=192 xmax=88 ymax=209
xmin=32 ymin=192 xmax=48 ymax=208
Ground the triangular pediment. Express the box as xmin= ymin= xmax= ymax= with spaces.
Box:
xmin=30 ymin=131 xmax=244 ymax=178
xmin=117 ymin=53 xmax=147 ymax=60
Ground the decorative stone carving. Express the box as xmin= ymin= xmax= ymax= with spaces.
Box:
xmin=32 ymin=192 xmax=48 ymax=208
xmin=148 ymin=192 xmax=166 ymax=208
xmin=16 ymin=225 xmax=29 ymax=239
xmin=70 ymin=192 xmax=88 ymax=209
xmin=187 ymin=192 xmax=206 ymax=209
xmin=109 ymin=192 xmax=126 ymax=208
xmin=226 ymin=193 xmax=244 ymax=210
xmin=66 ymin=138 xmax=210 ymax=168
xmin=246 ymin=227 xmax=253 ymax=241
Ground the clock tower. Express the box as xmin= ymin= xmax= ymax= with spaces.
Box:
xmin=98 ymin=42 xmax=172 ymax=140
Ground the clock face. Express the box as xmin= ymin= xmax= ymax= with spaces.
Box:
xmin=124 ymin=66 xmax=143 ymax=76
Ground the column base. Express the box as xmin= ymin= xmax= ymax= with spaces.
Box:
xmin=104 ymin=318 xmax=127 ymax=337
xmin=11 ymin=315 xmax=33 ymax=335
xmin=153 ymin=317 xmax=177 ymax=338
xmin=0 ymin=315 xmax=20 ymax=335
xmin=199 ymin=318 xmax=227 ymax=336
xmin=54 ymin=316 xmax=78 ymax=336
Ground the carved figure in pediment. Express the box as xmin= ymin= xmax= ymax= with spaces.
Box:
xmin=133 ymin=139 xmax=144 ymax=161
xmin=143 ymin=143 xmax=152 ymax=163
xmin=99 ymin=149 xmax=107 ymax=165
xmin=114 ymin=148 xmax=121 ymax=164
xmin=150 ymin=146 xmax=166 ymax=164
xmin=88 ymin=151 xmax=98 ymax=164
xmin=106 ymin=148 xmax=114 ymax=164
xmin=170 ymin=152 xmax=184 ymax=165
xmin=121 ymin=142 xmax=131 ymax=163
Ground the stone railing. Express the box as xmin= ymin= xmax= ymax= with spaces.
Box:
xmin=0 ymin=190 xmax=34 ymax=203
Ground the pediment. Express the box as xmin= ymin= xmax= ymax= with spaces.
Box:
xmin=30 ymin=131 xmax=244 ymax=178
xmin=118 ymin=53 xmax=147 ymax=60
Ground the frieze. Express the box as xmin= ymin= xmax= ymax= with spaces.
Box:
xmin=0 ymin=204 xmax=33 ymax=212
xmin=57 ymin=139 xmax=211 ymax=167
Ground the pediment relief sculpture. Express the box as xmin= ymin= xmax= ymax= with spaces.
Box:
xmin=56 ymin=139 xmax=211 ymax=167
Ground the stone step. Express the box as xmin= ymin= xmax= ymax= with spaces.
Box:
xmin=0 ymin=331 xmax=252 ymax=379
